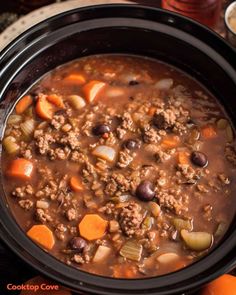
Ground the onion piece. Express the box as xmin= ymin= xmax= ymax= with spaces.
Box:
xmin=181 ymin=230 xmax=213 ymax=251
xmin=3 ymin=136 xmax=20 ymax=154
xmin=172 ymin=218 xmax=193 ymax=231
xmin=157 ymin=253 xmax=179 ymax=264
xmin=92 ymin=145 xmax=116 ymax=162
xmin=93 ymin=245 xmax=111 ymax=263
xmin=155 ymin=78 xmax=173 ymax=90
xmin=20 ymin=119 xmax=35 ymax=137
xmin=7 ymin=115 xmax=22 ymax=125
xmin=67 ymin=95 xmax=86 ymax=110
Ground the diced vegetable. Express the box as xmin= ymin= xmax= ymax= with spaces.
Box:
xmin=178 ymin=151 xmax=190 ymax=165
xmin=148 ymin=201 xmax=161 ymax=217
xmin=79 ymin=214 xmax=108 ymax=240
xmin=47 ymin=94 xmax=65 ymax=109
xmin=7 ymin=158 xmax=34 ymax=180
xmin=157 ymin=253 xmax=179 ymax=264
xmin=36 ymin=200 xmax=49 ymax=209
xmin=63 ymin=74 xmax=86 ymax=85
xmin=181 ymin=229 xmax=213 ymax=251
xmin=217 ymin=118 xmax=228 ymax=130
xmin=215 ymin=222 xmax=227 ymax=238
xmin=201 ymin=125 xmax=217 ymax=139
xmin=15 ymin=95 xmax=33 ymax=114
xmin=109 ymin=220 xmax=120 ymax=233
xmin=83 ymin=80 xmax=106 ymax=103
xmin=27 ymin=224 xmax=55 ymax=250
xmin=3 ymin=136 xmax=20 ymax=154
xmin=187 ymin=128 xmax=200 ymax=144
xmin=67 ymin=95 xmax=86 ymax=110
xmin=226 ymin=124 xmax=234 ymax=142
xmin=142 ymin=216 xmax=154 ymax=230
xmin=162 ymin=135 xmax=180 ymax=148
xmin=155 ymin=78 xmax=173 ymax=90
xmin=20 ymin=119 xmax=35 ymax=137
xmin=92 ymin=145 xmax=116 ymax=162
xmin=111 ymin=194 xmax=131 ymax=203
xmin=7 ymin=114 xmax=22 ymax=125
xmin=69 ymin=176 xmax=84 ymax=192
xmin=119 ymin=241 xmax=143 ymax=261
xmin=93 ymin=245 xmax=111 ymax=263
xmin=148 ymin=107 xmax=157 ymax=116
xmin=172 ymin=218 xmax=193 ymax=231
xmin=35 ymin=94 xmax=55 ymax=120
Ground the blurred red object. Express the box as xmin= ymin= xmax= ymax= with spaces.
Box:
xmin=162 ymin=0 xmax=222 ymax=28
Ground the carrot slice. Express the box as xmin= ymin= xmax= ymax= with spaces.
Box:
xmin=148 ymin=107 xmax=157 ymax=116
xmin=79 ymin=214 xmax=108 ymax=241
xmin=15 ymin=95 xmax=33 ymax=114
xmin=70 ymin=176 xmax=83 ymax=192
xmin=7 ymin=158 xmax=34 ymax=180
xmin=178 ymin=151 xmax=190 ymax=165
xmin=83 ymin=80 xmax=106 ymax=103
xmin=162 ymin=135 xmax=180 ymax=148
xmin=201 ymin=125 xmax=217 ymax=139
xmin=63 ymin=74 xmax=86 ymax=85
xmin=36 ymin=94 xmax=55 ymax=120
xmin=47 ymin=94 xmax=65 ymax=109
xmin=27 ymin=224 xmax=55 ymax=250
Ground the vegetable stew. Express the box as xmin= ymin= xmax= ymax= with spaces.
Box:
xmin=2 ymin=55 xmax=236 ymax=278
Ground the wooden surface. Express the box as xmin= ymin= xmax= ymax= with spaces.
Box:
xmin=0 ymin=0 xmax=233 ymax=294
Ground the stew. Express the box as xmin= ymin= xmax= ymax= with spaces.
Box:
xmin=2 ymin=55 xmax=236 ymax=278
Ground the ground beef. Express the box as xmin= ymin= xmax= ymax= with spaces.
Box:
xmin=104 ymin=172 xmax=131 ymax=195
xmin=60 ymin=131 xmax=80 ymax=150
xmin=176 ymin=164 xmax=202 ymax=184
xmin=55 ymin=223 xmax=67 ymax=240
xmin=158 ymin=191 xmax=188 ymax=215
xmin=51 ymin=115 xmax=66 ymax=130
xmin=71 ymin=151 xmax=88 ymax=163
xmin=12 ymin=185 xmax=34 ymax=198
xmin=18 ymin=199 xmax=33 ymax=210
xmin=225 ymin=145 xmax=236 ymax=166
xmin=218 ymin=173 xmax=230 ymax=185
xmin=153 ymin=109 xmax=176 ymax=130
xmin=116 ymin=112 xmax=135 ymax=139
xmin=119 ymin=201 xmax=144 ymax=237
xmin=34 ymin=129 xmax=56 ymax=155
xmin=35 ymin=208 xmax=53 ymax=223
xmin=155 ymin=148 xmax=175 ymax=163
xmin=49 ymin=147 xmax=71 ymax=160
xmin=66 ymin=208 xmax=77 ymax=221
xmin=117 ymin=149 xmax=135 ymax=168
xmin=143 ymin=126 xmax=161 ymax=144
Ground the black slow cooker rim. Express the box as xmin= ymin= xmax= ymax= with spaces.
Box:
xmin=0 ymin=4 xmax=236 ymax=295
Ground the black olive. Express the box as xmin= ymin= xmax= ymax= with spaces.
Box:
xmin=136 ymin=180 xmax=155 ymax=201
xmin=70 ymin=237 xmax=87 ymax=252
xmin=92 ymin=124 xmax=111 ymax=136
xmin=190 ymin=151 xmax=208 ymax=167
xmin=129 ymin=80 xmax=139 ymax=86
xmin=152 ymin=113 xmax=168 ymax=130
xmin=124 ymin=139 xmax=141 ymax=150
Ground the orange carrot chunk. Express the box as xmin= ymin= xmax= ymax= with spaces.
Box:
xmin=35 ymin=94 xmax=55 ymax=120
xmin=70 ymin=176 xmax=84 ymax=192
xmin=201 ymin=125 xmax=217 ymax=139
xmin=178 ymin=151 xmax=190 ymax=165
xmin=7 ymin=158 xmax=34 ymax=180
xmin=15 ymin=95 xmax=33 ymax=114
xmin=83 ymin=80 xmax=106 ymax=103
xmin=63 ymin=74 xmax=86 ymax=85
xmin=79 ymin=214 xmax=108 ymax=241
xmin=162 ymin=135 xmax=180 ymax=148
xmin=46 ymin=94 xmax=65 ymax=109
xmin=27 ymin=224 xmax=55 ymax=250
xmin=113 ymin=264 xmax=137 ymax=278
